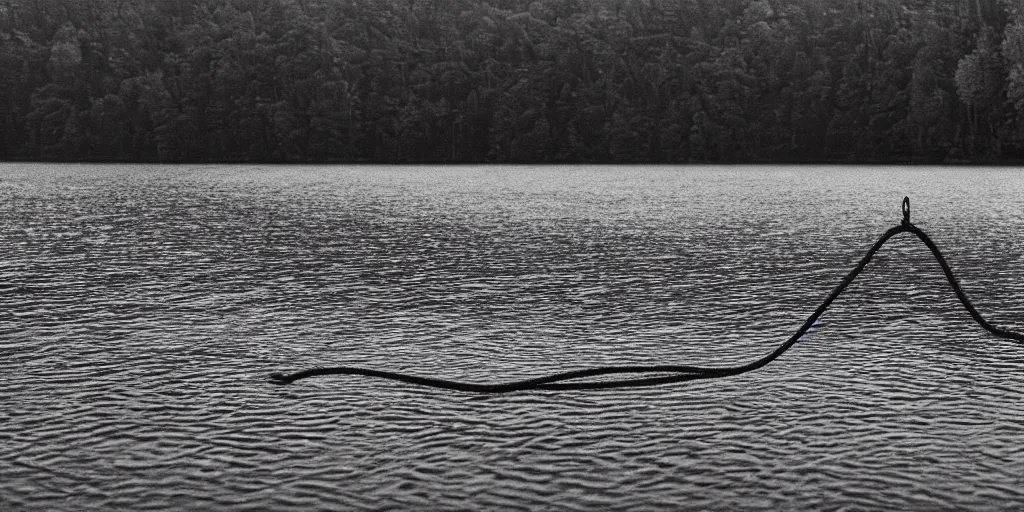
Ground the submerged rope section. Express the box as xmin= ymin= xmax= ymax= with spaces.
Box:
xmin=269 ymin=197 xmax=1023 ymax=392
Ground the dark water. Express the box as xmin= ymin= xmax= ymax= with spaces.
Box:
xmin=2 ymin=164 xmax=1023 ymax=510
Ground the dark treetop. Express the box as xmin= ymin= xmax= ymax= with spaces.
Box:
xmin=1 ymin=0 xmax=1022 ymax=163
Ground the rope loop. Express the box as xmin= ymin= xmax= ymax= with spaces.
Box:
xmin=902 ymin=196 xmax=911 ymax=225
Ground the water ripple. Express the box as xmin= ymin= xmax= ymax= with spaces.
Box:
xmin=1 ymin=165 xmax=1023 ymax=510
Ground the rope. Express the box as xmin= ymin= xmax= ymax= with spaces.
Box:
xmin=268 ymin=197 xmax=1023 ymax=392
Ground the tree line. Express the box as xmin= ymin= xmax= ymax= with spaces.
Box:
xmin=2 ymin=0 xmax=1024 ymax=163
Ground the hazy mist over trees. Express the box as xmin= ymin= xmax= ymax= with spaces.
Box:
xmin=1 ymin=0 xmax=1023 ymax=163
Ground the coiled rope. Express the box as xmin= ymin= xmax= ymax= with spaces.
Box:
xmin=269 ymin=197 xmax=1023 ymax=392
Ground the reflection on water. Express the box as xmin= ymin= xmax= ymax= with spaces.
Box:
xmin=1 ymin=164 xmax=1023 ymax=510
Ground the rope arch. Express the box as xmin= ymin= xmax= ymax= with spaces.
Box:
xmin=269 ymin=197 xmax=1023 ymax=392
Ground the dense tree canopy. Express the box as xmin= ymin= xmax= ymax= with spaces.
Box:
xmin=0 ymin=0 xmax=1022 ymax=163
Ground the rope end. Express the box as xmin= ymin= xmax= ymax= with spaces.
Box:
xmin=268 ymin=372 xmax=294 ymax=385
xmin=902 ymin=196 xmax=911 ymax=225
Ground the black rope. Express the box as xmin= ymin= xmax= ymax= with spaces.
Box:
xmin=269 ymin=197 xmax=1023 ymax=392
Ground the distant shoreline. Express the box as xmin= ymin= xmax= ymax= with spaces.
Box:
xmin=2 ymin=159 xmax=1023 ymax=167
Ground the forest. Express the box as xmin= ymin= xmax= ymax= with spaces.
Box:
xmin=1 ymin=0 xmax=1022 ymax=163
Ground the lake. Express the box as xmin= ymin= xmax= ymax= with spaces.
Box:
xmin=1 ymin=164 xmax=1023 ymax=510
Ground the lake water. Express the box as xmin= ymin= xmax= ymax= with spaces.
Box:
xmin=2 ymin=164 xmax=1023 ymax=510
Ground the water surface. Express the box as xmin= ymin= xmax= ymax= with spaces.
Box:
xmin=2 ymin=165 xmax=1023 ymax=510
